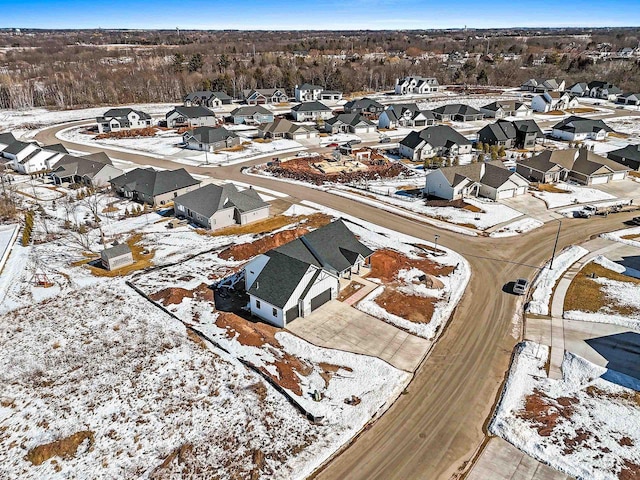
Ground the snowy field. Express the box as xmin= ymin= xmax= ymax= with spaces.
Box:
xmin=605 ymin=116 xmax=640 ymax=140
xmin=602 ymin=226 xmax=640 ymax=249
xmin=527 ymin=245 xmax=589 ymax=316
xmin=491 ymin=341 xmax=640 ymax=480
xmin=532 ymin=182 xmax=616 ymax=209
xmin=489 ymin=217 xmax=543 ymax=238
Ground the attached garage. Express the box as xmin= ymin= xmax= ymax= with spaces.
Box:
xmin=285 ymin=306 xmax=299 ymax=323
xmin=591 ymin=176 xmax=609 ymax=185
xmin=310 ymin=288 xmax=332 ymax=311
xmin=497 ymin=189 xmax=516 ymax=199
xmin=611 ymin=172 xmax=627 ymax=181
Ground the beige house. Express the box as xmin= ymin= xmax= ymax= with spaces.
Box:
xmin=109 ymin=168 xmax=201 ymax=206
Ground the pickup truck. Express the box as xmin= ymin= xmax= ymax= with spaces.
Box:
xmin=577 ymin=200 xmax=633 ymax=218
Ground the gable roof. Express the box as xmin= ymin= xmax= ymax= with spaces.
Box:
xmin=51 ymin=153 xmax=118 ymax=180
xmin=258 ymin=118 xmax=315 ymax=135
xmin=230 ymin=105 xmax=271 ymax=116
xmin=101 ymin=243 xmax=132 ymax=260
xmin=608 ymin=144 xmax=640 ymax=162
xmin=44 ymin=143 xmax=68 ymax=154
xmin=436 ymin=160 xmax=522 ymax=189
xmin=523 ymin=148 xmax=630 ymax=176
xmin=2 ymin=140 xmax=37 ymax=155
xmin=174 ymin=183 xmax=268 ymax=218
xmin=553 ymin=116 xmax=614 ymax=134
xmin=101 ymin=108 xmax=151 ymax=120
xmin=432 ymin=104 xmax=482 ymax=116
xmin=184 ymin=90 xmax=232 ymax=102
xmin=481 ymin=100 xmax=529 ymax=112
xmin=109 ymin=168 xmax=200 ymax=197
xmin=325 ymin=113 xmax=375 ymax=127
xmin=169 ymin=106 xmax=216 ymax=119
xmin=291 ymin=101 xmax=331 ymax=112
xmin=344 ymin=97 xmax=384 ymax=110
xmin=0 ymin=132 xmax=17 ymax=146
xmin=402 ymin=125 xmax=471 ymax=150
xmin=184 ymin=126 xmax=238 ymax=144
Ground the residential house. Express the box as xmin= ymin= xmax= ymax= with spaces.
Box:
xmin=244 ymin=220 xmax=374 ymax=327
xmin=324 ymin=113 xmax=375 ymax=134
xmin=479 ymin=100 xmax=531 ymax=118
xmin=229 ymin=105 xmax=274 ymax=125
xmin=294 ymin=84 xmax=343 ymax=102
xmin=101 ymin=243 xmax=134 ymax=271
xmin=552 ymin=116 xmax=613 ymax=141
xmin=166 ymin=106 xmax=217 ymax=128
xmin=318 ymin=90 xmax=343 ymax=102
xmin=290 ymin=101 xmax=333 ymax=122
xmin=258 ymin=118 xmax=319 ymax=140
xmin=399 ymin=125 xmax=472 ymax=161
xmin=607 ymin=144 xmax=640 ymax=171
xmin=109 ymin=167 xmax=201 ymax=206
xmin=566 ymin=82 xmax=590 ymax=97
xmin=183 ymin=91 xmax=233 ymax=107
xmin=242 ymin=88 xmax=288 ymax=105
xmin=531 ymin=91 xmax=578 ymax=112
xmin=0 ymin=132 xmax=16 ymax=152
xmin=617 ymin=93 xmax=640 ymax=106
xmin=521 ymin=78 xmax=565 ymax=92
xmin=424 ymin=161 xmax=529 ymax=201
xmin=588 ymin=81 xmax=623 ymax=100
xmin=174 ymin=183 xmax=269 ymax=230
xmin=477 ymin=119 xmax=542 ymax=149
xmin=517 ymin=148 xmax=629 ymax=185
xmin=2 ymin=141 xmax=68 ymax=174
xmin=343 ymin=98 xmax=385 ymax=117
xmin=432 ymin=104 xmax=484 ymax=122
xmin=50 ymin=153 xmax=123 ymax=186
xmin=96 ymin=108 xmax=152 ymax=134
xmin=378 ymin=104 xmax=436 ymax=129
xmin=394 ymin=76 xmax=439 ymax=95
xmin=182 ymin=127 xmax=241 ymax=152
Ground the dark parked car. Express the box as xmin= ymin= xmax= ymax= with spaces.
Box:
xmin=630 ymin=216 xmax=640 ymax=226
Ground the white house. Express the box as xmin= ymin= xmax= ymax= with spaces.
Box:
xmin=166 ymin=106 xmax=217 ymax=128
xmin=378 ymin=104 xmax=436 ymax=129
xmin=588 ymin=81 xmax=623 ymax=101
xmin=323 ymin=113 xmax=375 ymax=134
xmin=552 ymin=116 xmax=613 ymax=141
xmin=424 ymin=161 xmax=529 ymax=201
xmin=294 ymin=83 xmax=324 ymax=102
xmin=96 ymin=108 xmax=152 ymax=134
xmin=290 ymin=101 xmax=333 ymax=122
xmin=395 ymin=76 xmax=439 ymax=95
xmin=244 ymin=220 xmax=374 ymax=327
xmin=479 ymin=100 xmax=531 ymax=118
xmin=1 ymin=140 xmax=67 ymax=174
xmin=531 ymin=91 xmax=577 ymax=112
xmin=617 ymin=93 xmax=640 ymax=105
xmin=399 ymin=125 xmax=472 ymax=161
xmin=566 ymin=82 xmax=590 ymax=97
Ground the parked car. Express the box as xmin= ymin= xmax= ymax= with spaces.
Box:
xmin=347 ymin=139 xmax=362 ymax=146
xmin=513 ymin=278 xmax=529 ymax=295
xmin=630 ymin=216 xmax=640 ymax=226
xmin=327 ymin=142 xmax=339 ymax=148
xmin=379 ymin=136 xmax=391 ymax=143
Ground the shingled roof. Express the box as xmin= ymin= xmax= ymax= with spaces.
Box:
xmin=174 ymin=183 xmax=267 ymax=218
xmin=184 ymin=126 xmax=238 ymax=144
xmin=109 ymin=168 xmax=200 ymax=197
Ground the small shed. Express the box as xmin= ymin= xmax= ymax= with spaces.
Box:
xmin=101 ymin=243 xmax=134 ymax=271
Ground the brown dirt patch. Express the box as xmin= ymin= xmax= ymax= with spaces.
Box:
xmin=216 ymin=313 xmax=312 ymax=395
xmin=150 ymin=443 xmax=194 ymax=478
xmin=569 ymin=107 xmax=597 ymax=114
xmin=425 ymin=198 xmax=483 ymax=213
xmin=210 ymin=213 xmax=332 ymax=237
xmin=150 ymin=283 xmax=212 ymax=306
xmin=619 ymin=460 xmax=640 ymax=480
xmin=375 ymin=289 xmax=436 ymax=324
xmin=585 ymin=385 xmax=640 ymax=407
xmin=629 ymin=171 xmax=640 ymax=179
xmin=26 ymin=431 xmax=94 ymax=466
xmin=95 ymin=127 xmax=158 ymax=140
xmin=369 ymin=248 xmax=453 ymax=283
xmin=338 ymin=281 xmax=364 ymax=301
xmin=621 ymin=233 xmax=640 ymax=240
xmin=219 ymin=226 xmax=310 ymax=261
xmin=562 ymin=427 xmax=592 ymax=454
xmin=516 ymin=389 xmax=577 ymax=437
xmin=564 ymin=263 xmax=640 ymax=315
xmin=534 ymin=183 xmax=569 ymax=193
xmin=318 ymin=363 xmax=353 ymax=388
xmin=619 ymin=436 xmax=634 ymax=447
xmin=87 ymin=233 xmax=155 ymax=277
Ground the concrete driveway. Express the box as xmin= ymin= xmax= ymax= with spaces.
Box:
xmin=286 ymin=300 xmax=430 ymax=372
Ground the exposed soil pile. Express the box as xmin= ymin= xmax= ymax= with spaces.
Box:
xmin=219 ymin=227 xmax=310 ymax=261
xmin=95 ymin=126 xmax=158 ymax=140
xmin=150 ymin=283 xmax=212 ymax=306
xmin=26 ymin=431 xmax=94 ymax=466
xmin=211 ymin=213 xmax=332 ymax=237
xmin=318 ymin=362 xmax=353 ymax=388
xmin=216 ymin=313 xmax=312 ymax=396
xmin=516 ymin=389 xmax=577 ymax=437
xmin=374 ymin=289 xmax=436 ymax=323
xmin=263 ymin=155 xmax=413 ymax=185
xmin=425 ymin=198 xmax=483 ymax=212
xmin=369 ymin=248 xmax=454 ymax=283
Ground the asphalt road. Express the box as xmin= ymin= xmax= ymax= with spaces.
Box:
xmin=35 ymin=120 xmax=640 ymax=479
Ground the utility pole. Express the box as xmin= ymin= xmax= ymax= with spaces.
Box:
xmin=433 ymin=234 xmax=440 ymax=254
xmin=549 ymin=219 xmax=562 ymax=270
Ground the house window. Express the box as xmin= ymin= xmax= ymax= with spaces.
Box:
xmin=256 ymin=300 xmax=261 ymax=309
xmin=272 ymin=308 xmax=277 ymax=317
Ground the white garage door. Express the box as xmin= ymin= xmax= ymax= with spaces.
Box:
xmin=611 ymin=172 xmax=626 ymax=181
xmin=591 ymin=176 xmax=609 ymax=185
xmin=497 ymin=189 xmax=515 ymax=199
xmin=516 ymin=186 xmax=528 ymax=195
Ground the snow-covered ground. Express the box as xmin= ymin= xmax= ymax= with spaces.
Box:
xmin=605 ymin=116 xmax=640 ymax=140
xmin=527 ymin=245 xmax=589 ymax=316
xmin=1 ymin=282 xmax=395 ymax=480
xmin=602 ymin=226 xmax=640 ymax=248
xmin=490 ymin=217 xmax=544 ymax=238
xmin=532 ymin=182 xmax=616 ymax=209
xmin=491 ymin=341 xmax=640 ymax=480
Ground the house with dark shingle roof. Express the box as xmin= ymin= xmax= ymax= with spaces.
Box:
xmin=241 ymin=88 xmax=288 ymax=105
xmin=399 ymin=125 xmax=472 ymax=161
xmin=0 ymin=132 xmax=16 ymax=152
xmin=479 ymin=100 xmax=531 ymax=119
xmin=174 ymin=183 xmax=269 ymax=230
xmin=617 ymin=92 xmax=640 ymax=106
xmin=294 ymin=83 xmax=330 ymax=102
xmin=244 ymin=219 xmax=374 ymax=327
xmin=477 ymin=119 xmax=542 ymax=149
xmin=324 ymin=113 xmax=375 ymax=134
xmin=521 ymin=78 xmax=565 ymax=93
xmin=182 ymin=127 xmax=240 ymax=152
xmin=424 ymin=160 xmax=529 ymax=201
xmin=184 ymin=90 xmax=233 ymax=107
xmin=378 ymin=104 xmax=436 ymax=129
xmin=96 ymin=108 xmax=152 ymax=134
xmin=343 ymin=98 xmax=385 ymax=117
xmin=432 ymin=104 xmax=484 ymax=122
xmin=258 ymin=118 xmax=319 ymax=140
xmin=587 ymin=81 xmax=623 ymax=101
xmin=566 ymin=82 xmax=591 ymax=97
xmin=290 ymin=101 xmax=333 ymax=122
xmin=109 ymin=167 xmax=201 ymax=206
xmin=607 ymin=144 xmax=640 ymax=171
xmin=51 ymin=153 xmax=122 ymax=186
xmin=166 ymin=106 xmax=217 ymax=128
xmin=2 ymin=140 xmax=68 ymax=174
xmin=552 ymin=116 xmax=613 ymax=141
xmin=229 ymin=105 xmax=274 ymax=125
xmin=517 ymin=148 xmax=630 ymax=185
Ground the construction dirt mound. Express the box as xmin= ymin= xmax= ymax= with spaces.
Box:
xmin=219 ymin=227 xmax=310 ymax=262
xmin=150 ymin=283 xmax=212 ymax=306
xmin=369 ymin=249 xmax=454 ymax=283
xmin=374 ymin=289 xmax=436 ymax=324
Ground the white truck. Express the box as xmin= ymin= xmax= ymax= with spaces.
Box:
xmin=577 ymin=199 xmax=634 ymax=218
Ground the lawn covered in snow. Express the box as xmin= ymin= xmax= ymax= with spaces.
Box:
xmin=490 ymin=341 xmax=640 ymax=480
xmin=532 ymin=182 xmax=616 ymax=209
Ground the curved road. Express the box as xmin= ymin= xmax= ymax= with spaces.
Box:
xmin=36 ymin=123 xmax=640 ymax=479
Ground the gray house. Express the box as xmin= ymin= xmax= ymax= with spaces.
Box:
xmin=399 ymin=125 xmax=472 ymax=161
xmin=343 ymin=98 xmax=385 ymax=117
xmin=182 ymin=127 xmax=241 ymax=152
xmin=166 ymin=106 xmax=217 ymax=128
xmin=109 ymin=168 xmax=201 ymax=206
xmin=607 ymin=144 xmax=640 ymax=171
xmin=174 ymin=183 xmax=270 ymax=230
xmin=96 ymin=108 xmax=152 ymax=134
xmin=432 ymin=104 xmax=484 ymax=122
xmin=229 ymin=105 xmax=274 ymax=125
xmin=184 ymin=91 xmax=233 ymax=107
xmin=324 ymin=113 xmax=376 ymax=134
xmin=477 ymin=119 xmax=542 ymax=149
xmin=101 ymin=243 xmax=134 ymax=271
xmin=258 ymin=118 xmax=319 ymax=140
xmin=50 ymin=153 xmax=123 ymax=187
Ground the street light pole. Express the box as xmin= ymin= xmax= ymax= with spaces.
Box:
xmin=549 ymin=219 xmax=562 ymax=270
xmin=433 ymin=234 xmax=440 ymax=254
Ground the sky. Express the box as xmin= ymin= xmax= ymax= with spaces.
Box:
xmin=1 ymin=0 xmax=639 ymax=30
